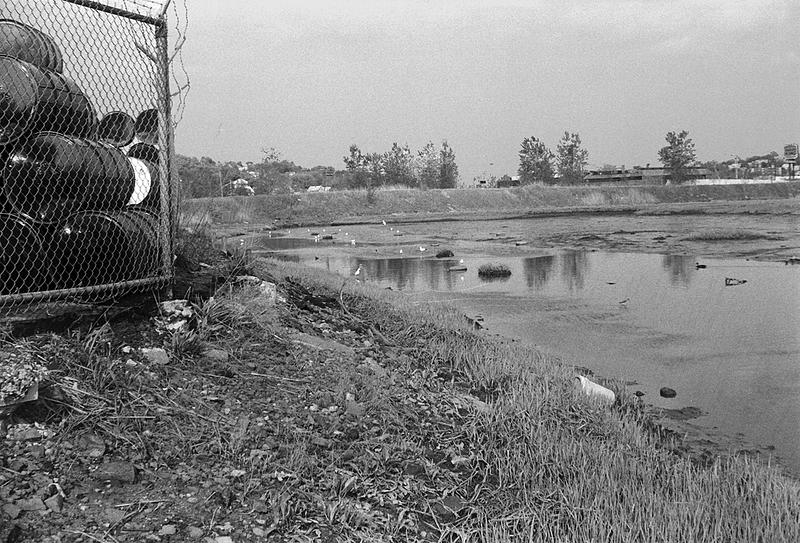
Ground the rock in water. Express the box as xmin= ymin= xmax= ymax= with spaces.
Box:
xmin=574 ymin=375 xmax=615 ymax=406
xmin=659 ymin=387 xmax=677 ymax=398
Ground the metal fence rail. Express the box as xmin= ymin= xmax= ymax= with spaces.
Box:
xmin=0 ymin=0 xmax=174 ymax=313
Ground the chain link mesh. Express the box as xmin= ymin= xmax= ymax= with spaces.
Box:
xmin=0 ymin=0 xmax=173 ymax=313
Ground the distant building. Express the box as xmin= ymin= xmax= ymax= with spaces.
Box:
xmin=584 ymin=166 xmax=710 ymax=185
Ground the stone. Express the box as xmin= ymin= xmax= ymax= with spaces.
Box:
xmin=92 ymin=461 xmax=136 ymax=483
xmin=44 ymin=494 xmax=63 ymax=513
xmin=187 ymin=526 xmax=204 ymax=539
xmin=215 ymin=537 xmax=234 ymax=543
xmin=158 ymin=525 xmax=177 ymax=536
xmin=81 ymin=434 xmax=106 ymax=458
xmin=141 ymin=347 xmax=170 ymax=366
xmin=253 ymin=527 xmax=267 ymax=537
xmin=2 ymin=503 xmax=21 ymax=519
xmin=9 ymin=426 xmax=45 ymax=442
xmin=202 ymin=349 xmax=229 ymax=363
xmin=345 ymin=401 xmax=365 ymax=417
xmin=659 ymin=387 xmax=677 ymax=398
xmin=18 ymin=497 xmax=46 ymax=511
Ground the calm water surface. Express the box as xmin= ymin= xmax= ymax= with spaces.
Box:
xmin=261 ymin=244 xmax=800 ymax=473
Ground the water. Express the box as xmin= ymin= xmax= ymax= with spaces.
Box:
xmin=266 ymin=245 xmax=800 ymax=473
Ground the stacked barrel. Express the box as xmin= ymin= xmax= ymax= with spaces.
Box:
xmin=0 ymin=19 xmax=162 ymax=294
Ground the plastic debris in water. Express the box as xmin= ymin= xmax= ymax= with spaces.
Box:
xmin=574 ymin=375 xmax=615 ymax=406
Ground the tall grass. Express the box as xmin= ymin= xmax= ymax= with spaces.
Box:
xmin=263 ymin=258 xmax=800 ymax=542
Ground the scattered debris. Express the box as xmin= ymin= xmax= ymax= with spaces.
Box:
xmin=574 ymin=375 xmax=616 ymax=406
xmin=725 ymin=277 xmax=747 ymax=286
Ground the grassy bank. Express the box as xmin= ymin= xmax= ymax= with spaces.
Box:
xmin=5 ymin=251 xmax=797 ymax=541
xmin=181 ymin=182 xmax=800 ymax=227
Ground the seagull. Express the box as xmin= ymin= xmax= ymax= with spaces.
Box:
xmin=353 ymin=264 xmax=363 ymax=276
xmin=382 ymin=220 xmax=387 ymax=226
xmin=459 ymin=259 xmax=464 ymax=264
xmin=419 ymin=246 xmax=426 ymax=252
xmin=351 ymin=239 xmax=356 ymax=246
xmin=399 ymin=249 xmax=403 ymax=254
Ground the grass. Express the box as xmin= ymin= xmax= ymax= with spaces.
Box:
xmin=6 ymin=253 xmax=799 ymax=541
xmin=682 ymin=229 xmax=775 ymax=241
xmin=179 ymin=183 xmax=800 ymax=227
xmin=478 ymin=263 xmax=512 ymax=277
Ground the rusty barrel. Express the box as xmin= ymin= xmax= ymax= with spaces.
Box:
xmin=0 ymin=19 xmax=63 ymax=72
xmin=134 ymin=108 xmax=159 ymax=145
xmin=0 ymin=56 xmax=97 ymax=146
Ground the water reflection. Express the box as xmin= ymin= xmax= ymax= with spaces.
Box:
xmin=560 ymin=250 xmax=590 ymax=292
xmin=523 ymin=255 xmax=555 ymax=290
xmin=661 ymin=255 xmax=695 ymax=286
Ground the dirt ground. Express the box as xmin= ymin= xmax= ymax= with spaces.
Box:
xmin=2 ymin=197 xmax=797 ymax=542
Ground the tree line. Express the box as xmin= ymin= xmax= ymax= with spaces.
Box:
xmin=344 ymin=140 xmax=459 ymax=190
xmin=177 ymin=141 xmax=460 ymax=199
xmin=516 ymin=130 xmax=701 ymax=185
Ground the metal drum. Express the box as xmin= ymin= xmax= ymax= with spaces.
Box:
xmin=98 ymin=111 xmax=135 ymax=147
xmin=0 ymin=19 xmax=63 ymax=72
xmin=50 ymin=209 xmax=160 ymax=288
xmin=0 ymin=212 xmax=48 ymax=294
xmin=134 ymin=108 xmax=159 ymax=145
xmin=0 ymin=55 xmax=97 ymax=146
xmin=2 ymin=132 xmax=136 ymax=222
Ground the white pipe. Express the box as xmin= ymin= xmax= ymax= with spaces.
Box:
xmin=574 ymin=375 xmax=615 ymax=406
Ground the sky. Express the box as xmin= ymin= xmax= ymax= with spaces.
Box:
xmin=168 ymin=0 xmax=799 ymax=183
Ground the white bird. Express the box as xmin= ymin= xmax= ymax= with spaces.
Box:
xmin=419 ymin=246 xmax=426 ymax=252
xmin=399 ymin=249 xmax=403 ymax=254
xmin=351 ymin=239 xmax=356 ymax=246
xmin=353 ymin=264 xmax=363 ymax=276
xmin=459 ymin=259 xmax=464 ymax=264
xmin=382 ymin=220 xmax=387 ymax=226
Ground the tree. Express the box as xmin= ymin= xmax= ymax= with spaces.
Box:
xmin=658 ymin=130 xmax=696 ymax=184
xmin=556 ymin=132 xmax=589 ymax=184
xmin=415 ymin=141 xmax=440 ymax=189
xmin=383 ymin=143 xmax=416 ymax=187
xmin=518 ymin=136 xmax=554 ymax=185
xmin=343 ymin=144 xmax=371 ymax=189
xmin=439 ymin=140 xmax=459 ymax=188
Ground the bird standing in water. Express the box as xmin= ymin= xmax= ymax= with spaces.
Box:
xmin=354 ymin=264 xmax=363 ymax=276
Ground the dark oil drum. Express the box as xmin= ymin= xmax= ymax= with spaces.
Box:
xmin=0 ymin=55 xmax=97 ymax=146
xmin=2 ymin=132 xmax=139 ymax=222
xmin=127 ymin=142 xmax=159 ymax=165
xmin=134 ymin=108 xmax=159 ymax=145
xmin=0 ymin=212 xmax=48 ymax=294
xmin=50 ymin=209 xmax=160 ymax=289
xmin=0 ymin=19 xmax=63 ymax=73
xmin=98 ymin=111 xmax=135 ymax=147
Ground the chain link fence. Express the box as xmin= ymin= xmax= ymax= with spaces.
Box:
xmin=0 ymin=0 xmax=175 ymax=314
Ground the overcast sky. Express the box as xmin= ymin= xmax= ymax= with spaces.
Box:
xmin=170 ymin=0 xmax=799 ymax=182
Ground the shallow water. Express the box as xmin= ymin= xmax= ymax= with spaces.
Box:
xmin=260 ymin=243 xmax=800 ymax=473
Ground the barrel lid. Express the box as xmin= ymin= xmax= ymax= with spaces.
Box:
xmin=99 ymin=111 xmax=135 ymax=147
xmin=0 ymin=19 xmax=63 ymax=73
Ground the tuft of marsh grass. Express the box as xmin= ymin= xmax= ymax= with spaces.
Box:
xmin=478 ymin=263 xmax=512 ymax=277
